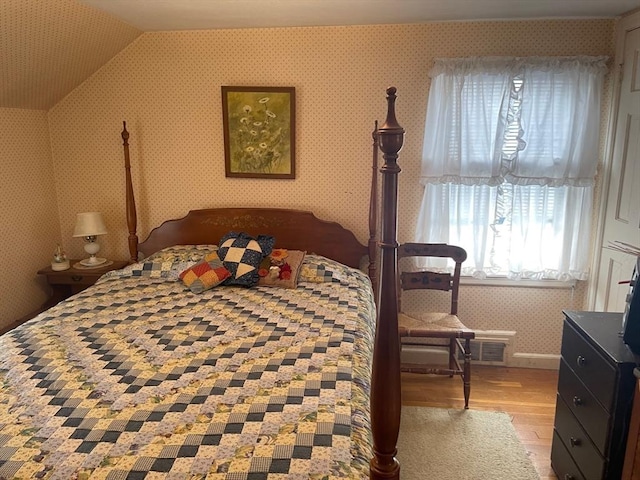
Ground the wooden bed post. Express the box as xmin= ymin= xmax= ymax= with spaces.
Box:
xmin=370 ymin=87 xmax=404 ymax=480
xmin=122 ymin=121 xmax=139 ymax=263
xmin=368 ymin=120 xmax=379 ymax=295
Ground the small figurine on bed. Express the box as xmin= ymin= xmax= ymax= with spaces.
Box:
xmin=267 ymin=265 xmax=280 ymax=280
xmin=259 ymin=248 xmax=291 ymax=280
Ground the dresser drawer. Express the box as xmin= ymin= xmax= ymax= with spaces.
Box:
xmin=558 ymin=359 xmax=611 ymax=454
xmin=552 ymin=430 xmax=587 ymax=480
xmin=561 ymin=320 xmax=617 ymax=412
xmin=554 ymin=394 xmax=606 ymax=480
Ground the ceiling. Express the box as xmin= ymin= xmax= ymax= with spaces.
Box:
xmin=80 ymin=0 xmax=640 ymax=30
xmin=2 ymin=0 xmax=638 ymax=111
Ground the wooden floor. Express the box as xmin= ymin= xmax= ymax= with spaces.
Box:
xmin=401 ymin=365 xmax=559 ymax=479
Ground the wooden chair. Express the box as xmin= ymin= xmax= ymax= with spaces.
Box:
xmin=397 ymin=243 xmax=475 ymax=409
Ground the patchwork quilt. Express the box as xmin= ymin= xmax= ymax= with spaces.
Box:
xmin=0 ymin=254 xmax=375 ymax=480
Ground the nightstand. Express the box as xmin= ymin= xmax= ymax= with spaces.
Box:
xmin=37 ymin=259 xmax=129 ymax=310
xmin=1 ymin=260 xmax=129 ymax=336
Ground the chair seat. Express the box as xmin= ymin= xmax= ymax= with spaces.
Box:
xmin=398 ymin=311 xmax=475 ymax=339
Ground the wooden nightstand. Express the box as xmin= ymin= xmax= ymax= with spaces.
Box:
xmin=1 ymin=260 xmax=129 ymax=336
xmin=37 ymin=259 xmax=129 ymax=310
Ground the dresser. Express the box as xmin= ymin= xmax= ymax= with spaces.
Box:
xmin=622 ymin=369 xmax=640 ymax=479
xmin=551 ymin=311 xmax=638 ymax=480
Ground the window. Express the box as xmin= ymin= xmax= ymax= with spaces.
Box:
xmin=417 ymin=56 xmax=608 ymax=281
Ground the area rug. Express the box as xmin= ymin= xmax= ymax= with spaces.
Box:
xmin=397 ymin=406 xmax=540 ymax=479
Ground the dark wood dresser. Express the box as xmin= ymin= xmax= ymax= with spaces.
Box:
xmin=551 ymin=311 xmax=638 ymax=480
xmin=622 ymin=369 xmax=640 ymax=479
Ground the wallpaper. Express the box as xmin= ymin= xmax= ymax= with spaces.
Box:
xmin=0 ymin=108 xmax=61 ymax=329
xmin=40 ymin=19 xmax=617 ymax=359
xmin=0 ymin=0 xmax=141 ymax=109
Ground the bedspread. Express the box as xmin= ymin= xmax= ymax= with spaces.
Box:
xmin=0 ymin=257 xmax=375 ymax=480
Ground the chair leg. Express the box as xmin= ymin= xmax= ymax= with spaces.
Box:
xmin=448 ymin=338 xmax=456 ymax=377
xmin=463 ymin=338 xmax=471 ymax=409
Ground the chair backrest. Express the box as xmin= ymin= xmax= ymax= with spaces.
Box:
xmin=397 ymin=243 xmax=467 ymax=315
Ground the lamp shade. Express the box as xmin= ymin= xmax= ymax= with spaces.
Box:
xmin=73 ymin=212 xmax=107 ymax=237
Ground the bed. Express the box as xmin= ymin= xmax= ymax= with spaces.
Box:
xmin=0 ymin=88 xmax=404 ymax=480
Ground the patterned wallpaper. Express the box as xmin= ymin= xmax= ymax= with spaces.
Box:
xmin=0 ymin=108 xmax=61 ymax=328
xmin=13 ymin=18 xmax=613 ymax=358
xmin=0 ymin=0 xmax=141 ymax=109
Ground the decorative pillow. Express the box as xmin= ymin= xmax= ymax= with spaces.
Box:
xmin=143 ymin=245 xmax=218 ymax=263
xmin=258 ymin=249 xmax=306 ymax=289
xmin=218 ymin=232 xmax=275 ymax=286
xmin=179 ymin=251 xmax=231 ymax=293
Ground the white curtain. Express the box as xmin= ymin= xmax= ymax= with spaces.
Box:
xmin=511 ymin=59 xmax=605 ymax=186
xmin=417 ymin=56 xmax=607 ymax=280
xmin=420 ymin=60 xmax=513 ymax=185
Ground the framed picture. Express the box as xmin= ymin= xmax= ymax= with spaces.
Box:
xmin=221 ymin=86 xmax=296 ymax=179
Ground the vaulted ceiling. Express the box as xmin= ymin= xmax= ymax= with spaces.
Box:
xmin=1 ymin=0 xmax=141 ymax=110
xmin=2 ymin=0 xmax=638 ymax=110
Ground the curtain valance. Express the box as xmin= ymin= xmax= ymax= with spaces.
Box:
xmin=421 ymin=56 xmax=608 ymax=187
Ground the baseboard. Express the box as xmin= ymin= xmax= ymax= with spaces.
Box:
xmin=509 ymin=353 xmax=560 ymax=370
xmin=401 ymin=345 xmax=561 ymax=370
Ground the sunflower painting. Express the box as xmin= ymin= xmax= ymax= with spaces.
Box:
xmin=222 ymin=86 xmax=296 ymax=179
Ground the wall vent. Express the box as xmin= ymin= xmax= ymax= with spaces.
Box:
xmin=462 ymin=340 xmax=507 ymax=364
xmin=401 ymin=330 xmax=516 ymax=367
xmin=459 ymin=330 xmax=515 ymax=365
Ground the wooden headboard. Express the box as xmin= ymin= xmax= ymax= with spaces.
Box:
xmin=135 ymin=207 xmax=368 ymax=269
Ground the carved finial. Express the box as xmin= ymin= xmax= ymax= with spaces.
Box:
xmin=378 ymin=87 xmax=404 ymax=158
xmin=382 ymin=87 xmax=399 ymax=129
xmin=121 ymin=121 xmax=129 ymax=145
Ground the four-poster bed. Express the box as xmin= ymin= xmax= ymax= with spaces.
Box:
xmin=0 ymin=88 xmax=404 ymax=479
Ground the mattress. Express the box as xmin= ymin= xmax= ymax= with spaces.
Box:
xmin=0 ymin=250 xmax=375 ymax=479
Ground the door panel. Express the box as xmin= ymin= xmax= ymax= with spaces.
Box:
xmin=593 ymin=24 xmax=640 ymax=312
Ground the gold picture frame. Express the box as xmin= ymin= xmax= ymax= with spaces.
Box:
xmin=222 ymin=86 xmax=296 ymax=179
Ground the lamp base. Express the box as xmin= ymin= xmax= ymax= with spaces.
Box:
xmin=74 ymin=260 xmax=113 ymax=270
xmin=79 ymin=257 xmax=107 ymax=267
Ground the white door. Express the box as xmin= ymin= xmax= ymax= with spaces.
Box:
xmin=592 ymin=18 xmax=640 ymax=312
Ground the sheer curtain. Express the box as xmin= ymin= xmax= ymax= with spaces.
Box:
xmin=416 ymin=56 xmax=608 ymax=280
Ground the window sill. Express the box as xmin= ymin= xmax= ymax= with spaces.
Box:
xmin=460 ymin=276 xmax=577 ymax=289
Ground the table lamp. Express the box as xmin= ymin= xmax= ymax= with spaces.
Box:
xmin=73 ymin=212 xmax=108 ymax=267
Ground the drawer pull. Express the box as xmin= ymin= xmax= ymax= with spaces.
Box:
xmin=71 ymin=275 xmax=83 ymax=282
xmin=569 ymin=436 xmax=581 ymax=447
xmin=564 ymin=475 xmax=575 ymax=480
xmin=572 ymin=396 xmax=583 ymax=407
xmin=576 ymin=355 xmax=586 ymax=367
